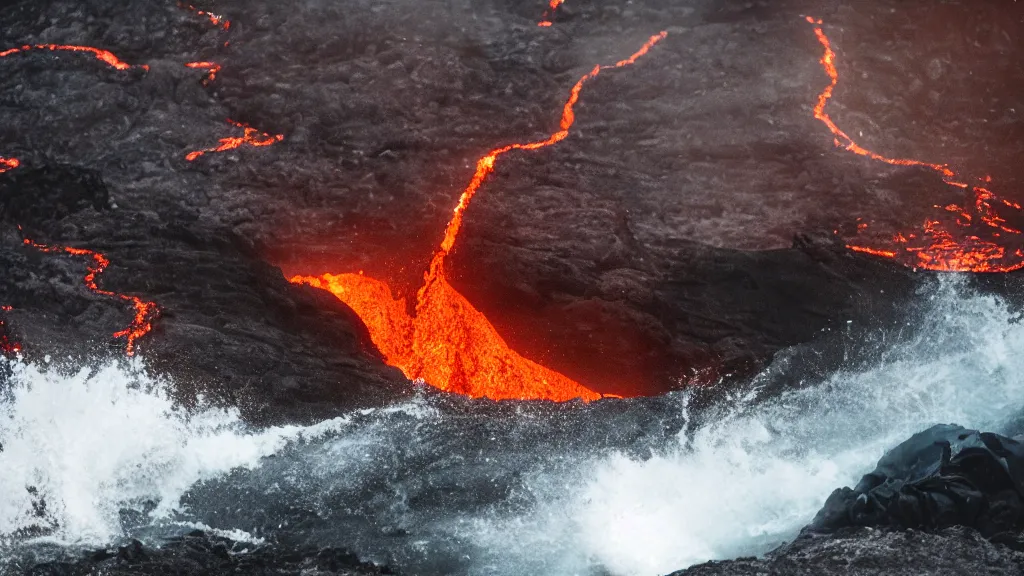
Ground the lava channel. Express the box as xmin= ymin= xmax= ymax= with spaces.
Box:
xmin=808 ymin=17 xmax=1024 ymax=272
xmin=179 ymin=2 xmax=231 ymax=30
xmin=0 ymin=306 xmax=20 ymax=356
xmin=0 ymin=44 xmax=148 ymax=71
xmin=22 ymin=237 xmax=158 ymax=356
xmin=291 ymin=32 xmax=667 ymax=402
xmin=538 ymin=0 xmax=566 ymax=27
xmin=186 ymin=119 xmax=284 ymax=161
xmin=185 ymin=61 xmax=221 ymax=84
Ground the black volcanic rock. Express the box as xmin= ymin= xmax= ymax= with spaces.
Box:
xmin=23 ymin=531 xmax=394 ymax=576
xmin=810 ymin=425 xmax=1024 ymax=537
xmin=670 ymin=527 xmax=1024 ymax=576
xmin=0 ymin=0 xmax=980 ymax=402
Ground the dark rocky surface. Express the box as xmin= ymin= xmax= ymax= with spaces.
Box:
xmin=2 ymin=0 xmax=1024 ymax=574
xmin=21 ymin=531 xmax=393 ymax=576
xmin=4 ymin=0 xmax=1018 ymax=401
xmin=670 ymin=527 xmax=1024 ymax=576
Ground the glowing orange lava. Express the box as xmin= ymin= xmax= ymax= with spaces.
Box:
xmin=185 ymin=61 xmax=221 ymax=84
xmin=0 ymin=158 xmax=19 ymax=173
xmin=807 ymin=17 xmax=1024 ymax=272
xmin=22 ymin=237 xmax=158 ymax=356
xmin=179 ymin=2 xmax=231 ymax=30
xmin=186 ymin=119 xmax=284 ymax=161
xmin=291 ymin=32 xmax=668 ymax=402
xmin=0 ymin=44 xmax=148 ymax=71
xmin=0 ymin=306 xmax=20 ymax=356
xmin=539 ymin=0 xmax=566 ymax=27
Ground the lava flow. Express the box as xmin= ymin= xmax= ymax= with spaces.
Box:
xmin=292 ymin=32 xmax=667 ymax=402
xmin=538 ymin=0 xmax=566 ymax=27
xmin=808 ymin=17 xmax=1024 ymax=272
xmin=0 ymin=158 xmax=19 ymax=173
xmin=185 ymin=61 xmax=221 ymax=84
xmin=179 ymin=2 xmax=231 ymax=30
xmin=22 ymin=237 xmax=158 ymax=356
xmin=186 ymin=119 xmax=284 ymax=161
xmin=0 ymin=306 xmax=20 ymax=356
xmin=0 ymin=44 xmax=148 ymax=71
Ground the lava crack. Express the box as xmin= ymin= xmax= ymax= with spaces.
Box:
xmin=807 ymin=17 xmax=1024 ymax=272
xmin=292 ymin=32 xmax=668 ymax=402
xmin=22 ymin=237 xmax=158 ymax=356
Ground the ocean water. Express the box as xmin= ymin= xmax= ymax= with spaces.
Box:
xmin=1 ymin=277 xmax=1022 ymax=575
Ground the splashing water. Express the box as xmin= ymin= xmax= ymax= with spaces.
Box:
xmin=0 ymin=360 xmax=350 ymax=546
xmin=2 ymin=278 xmax=1024 ymax=576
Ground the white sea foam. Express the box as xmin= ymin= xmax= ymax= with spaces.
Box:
xmin=3 ymin=277 xmax=1022 ymax=576
xmin=566 ymin=278 xmax=1024 ymax=575
xmin=0 ymin=359 xmax=349 ymax=545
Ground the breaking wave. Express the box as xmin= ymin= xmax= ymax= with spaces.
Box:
xmin=1 ymin=277 xmax=1023 ymax=576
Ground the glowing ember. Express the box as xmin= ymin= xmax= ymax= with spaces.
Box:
xmin=807 ymin=17 xmax=1024 ymax=272
xmin=539 ymin=0 xmax=566 ymax=27
xmin=179 ymin=2 xmax=231 ymax=30
xmin=22 ymin=237 xmax=158 ymax=356
xmin=0 ymin=157 xmax=19 ymax=173
xmin=186 ymin=119 xmax=284 ymax=161
xmin=292 ymin=32 xmax=668 ymax=402
xmin=185 ymin=61 xmax=221 ymax=84
xmin=0 ymin=44 xmax=148 ymax=71
xmin=0 ymin=306 xmax=20 ymax=356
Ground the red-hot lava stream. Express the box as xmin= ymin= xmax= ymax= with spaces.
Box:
xmin=179 ymin=6 xmax=285 ymax=161
xmin=21 ymin=236 xmax=158 ymax=356
xmin=292 ymin=32 xmax=668 ymax=402
xmin=807 ymin=17 xmax=1024 ymax=272
xmin=538 ymin=0 xmax=566 ymax=27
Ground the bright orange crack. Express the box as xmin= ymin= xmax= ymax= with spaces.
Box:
xmin=291 ymin=32 xmax=668 ymax=402
xmin=0 ymin=44 xmax=148 ymax=71
xmin=179 ymin=2 xmax=231 ymax=30
xmin=185 ymin=61 xmax=221 ymax=84
xmin=539 ymin=0 xmax=566 ymax=27
xmin=186 ymin=119 xmax=284 ymax=161
xmin=807 ymin=17 xmax=1024 ymax=273
xmin=0 ymin=158 xmax=19 ymax=174
xmin=22 ymin=237 xmax=158 ymax=356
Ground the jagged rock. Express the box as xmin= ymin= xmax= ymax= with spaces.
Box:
xmin=670 ymin=527 xmax=1024 ymax=576
xmin=21 ymin=531 xmax=394 ymax=576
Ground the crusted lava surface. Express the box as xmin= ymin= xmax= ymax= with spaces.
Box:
xmin=2 ymin=0 xmax=1024 ymax=573
xmin=5 ymin=0 xmax=1017 ymax=403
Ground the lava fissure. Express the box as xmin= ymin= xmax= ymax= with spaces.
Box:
xmin=179 ymin=2 xmax=231 ymax=30
xmin=186 ymin=119 xmax=284 ymax=161
xmin=292 ymin=32 xmax=668 ymax=402
xmin=538 ymin=0 xmax=566 ymax=27
xmin=807 ymin=17 xmax=1024 ymax=272
xmin=185 ymin=61 xmax=222 ymax=84
xmin=22 ymin=237 xmax=158 ymax=356
xmin=0 ymin=157 xmax=19 ymax=174
xmin=0 ymin=44 xmax=148 ymax=71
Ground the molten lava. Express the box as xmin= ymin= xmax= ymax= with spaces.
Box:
xmin=0 ymin=158 xmax=19 ymax=174
xmin=186 ymin=119 xmax=284 ymax=161
xmin=179 ymin=2 xmax=231 ymax=30
xmin=538 ymin=0 xmax=566 ymax=27
xmin=291 ymin=32 xmax=668 ymax=402
xmin=807 ymin=17 xmax=1024 ymax=272
xmin=0 ymin=306 xmax=20 ymax=356
xmin=0 ymin=44 xmax=148 ymax=71
xmin=185 ymin=61 xmax=221 ymax=84
xmin=22 ymin=237 xmax=158 ymax=356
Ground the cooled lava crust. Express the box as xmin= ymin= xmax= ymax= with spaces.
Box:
xmin=1 ymin=0 xmax=1023 ymax=411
